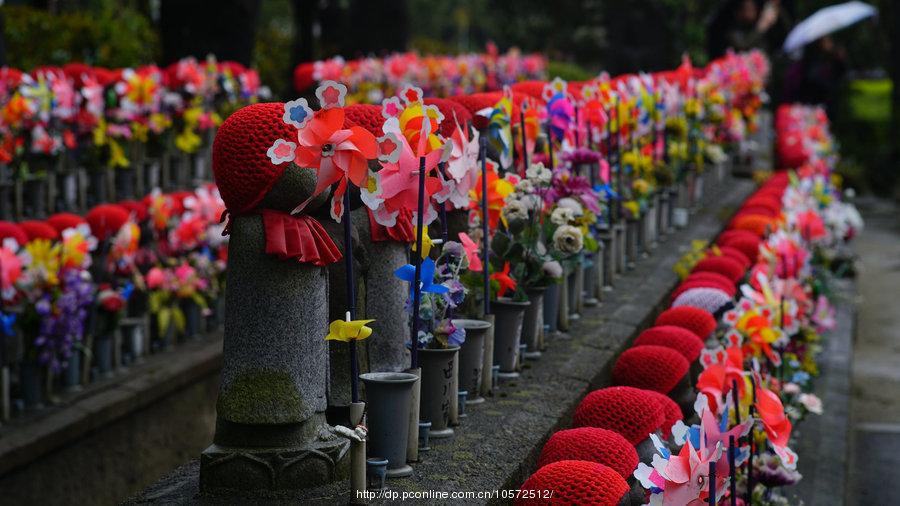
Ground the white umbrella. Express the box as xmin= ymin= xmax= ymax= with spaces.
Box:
xmin=783 ymin=1 xmax=877 ymax=53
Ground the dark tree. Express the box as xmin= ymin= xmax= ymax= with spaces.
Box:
xmin=159 ymin=0 xmax=261 ymax=66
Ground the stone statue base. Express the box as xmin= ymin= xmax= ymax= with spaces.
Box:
xmin=199 ymin=425 xmax=350 ymax=494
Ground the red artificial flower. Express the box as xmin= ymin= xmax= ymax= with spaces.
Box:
xmin=490 ymin=261 xmax=517 ymax=298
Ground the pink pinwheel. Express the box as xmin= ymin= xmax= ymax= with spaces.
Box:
xmin=635 ymin=427 xmax=729 ymax=506
xmin=458 ymin=232 xmax=482 ymax=272
xmin=444 ymin=119 xmax=480 ymax=210
xmin=269 ymin=81 xmax=379 ymax=221
xmin=361 ymin=88 xmax=449 ymax=226
xmin=697 ymin=332 xmax=747 ymax=414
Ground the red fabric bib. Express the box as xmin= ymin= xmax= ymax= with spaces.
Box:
xmin=367 ymin=208 xmax=415 ymax=243
xmin=259 ymin=210 xmax=341 ymax=266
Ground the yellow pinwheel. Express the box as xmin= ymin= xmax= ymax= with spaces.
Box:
xmin=325 ymin=318 xmax=376 ymax=342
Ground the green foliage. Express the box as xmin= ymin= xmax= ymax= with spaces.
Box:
xmin=547 ymin=61 xmax=594 ymax=82
xmin=254 ymin=0 xmax=294 ymax=99
xmin=1 ymin=4 xmax=159 ymax=70
xmin=832 ymin=79 xmax=893 ymax=193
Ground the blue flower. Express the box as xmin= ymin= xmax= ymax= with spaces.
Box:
xmin=282 ymin=98 xmax=313 ymax=129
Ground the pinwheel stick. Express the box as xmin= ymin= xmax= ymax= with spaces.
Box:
xmin=708 ymin=458 xmax=716 ymax=505
xmin=746 ymin=377 xmax=757 ymax=504
xmin=343 ymin=186 xmax=360 ymax=403
xmin=574 ymin=106 xmax=580 ymax=148
xmin=545 ymin=123 xmax=555 ymax=170
xmin=480 ymin=136 xmax=490 ymax=316
xmin=410 ymin=156 xmax=427 ymax=370
xmin=438 ymin=161 xmax=449 ymax=244
xmin=732 ymin=379 xmax=741 ymax=425
xmin=729 ymin=435 xmax=737 ymax=506
xmin=519 ymin=103 xmax=529 ymax=173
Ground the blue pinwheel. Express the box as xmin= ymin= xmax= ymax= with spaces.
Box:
xmin=394 ymin=257 xmax=449 ymax=299
xmin=0 ymin=312 xmax=16 ymax=337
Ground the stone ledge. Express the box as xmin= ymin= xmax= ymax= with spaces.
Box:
xmin=790 ymin=278 xmax=857 ymax=505
xmin=0 ymin=334 xmax=223 ymax=477
xmin=126 ymin=176 xmax=756 ymax=505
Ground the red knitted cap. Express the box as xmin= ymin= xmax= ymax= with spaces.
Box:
xmin=643 ymin=390 xmax=684 ymax=438
xmin=47 ymin=213 xmax=87 ymax=234
xmin=424 ymin=97 xmax=473 ymax=138
xmin=716 ymin=229 xmax=758 ymax=247
xmin=293 ymin=62 xmax=315 ymax=92
xmin=613 ymin=345 xmax=689 ymax=394
xmin=686 ymin=271 xmax=737 ymax=290
xmin=672 ymin=278 xmax=736 ymax=301
xmin=86 ymin=204 xmax=130 ymax=241
xmin=738 ymin=205 xmax=778 ymax=218
xmin=633 ymin=325 xmax=705 ymax=362
xmin=212 ymin=102 xmax=298 ymax=214
xmin=20 ymin=220 xmax=59 ymax=242
xmin=0 ymin=221 xmax=27 ymax=247
xmin=538 ymin=428 xmax=639 ymax=480
xmin=511 ymin=80 xmax=547 ymax=99
xmin=448 ymin=92 xmax=504 ymax=115
xmin=516 ymin=460 xmax=629 ymax=506
xmin=117 ymin=200 xmax=149 ymax=222
xmin=691 ymin=255 xmax=746 ymax=284
xmin=573 ymin=386 xmax=667 ymax=445
xmin=655 ymin=306 xmax=717 ymax=338
xmin=730 ymin=214 xmax=775 ymax=237
xmin=718 ymin=246 xmax=751 ymax=269
xmin=343 ymin=104 xmax=384 ymax=137
xmin=721 ymin=235 xmax=761 ymax=263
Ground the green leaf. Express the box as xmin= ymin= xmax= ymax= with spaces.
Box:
xmin=157 ymin=308 xmax=171 ymax=335
xmin=172 ymin=307 xmax=186 ymax=332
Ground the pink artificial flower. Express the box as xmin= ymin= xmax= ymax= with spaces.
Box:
xmin=146 ymin=267 xmax=166 ymax=289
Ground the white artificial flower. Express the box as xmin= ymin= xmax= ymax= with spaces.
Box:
xmin=550 ymin=207 xmax=575 ymax=226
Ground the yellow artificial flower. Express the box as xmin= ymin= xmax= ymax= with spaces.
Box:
xmin=108 ymin=138 xmax=130 ymax=168
xmin=131 ymin=122 xmax=150 ymax=143
xmin=24 ymin=239 xmax=61 ymax=286
xmin=175 ymin=128 xmax=202 ymax=154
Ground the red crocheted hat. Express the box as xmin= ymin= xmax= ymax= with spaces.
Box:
xmin=643 ymin=390 xmax=684 ymax=438
xmin=86 ymin=204 xmax=130 ymax=241
xmin=537 ymin=428 xmax=638 ymax=480
xmin=343 ymin=104 xmax=384 ymax=137
xmin=19 ymin=220 xmax=59 ymax=242
xmin=685 ymin=271 xmax=736 ymax=290
xmin=738 ymin=205 xmax=778 ymax=218
xmin=424 ymin=97 xmax=473 ymax=138
xmin=691 ymin=255 xmax=746 ymax=284
xmin=0 ymin=221 xmax=27 ymax=247
xmin=574 ymin=386 xmax=667 ymax=445
xmin=717 ymin=229 xmax=757 ymax=246
xmin=719 ymin=234 xmax=762 ymax=264
xmin=511 ymin=80 xmax=547 ymax=99
xmin=672 ymin=278 xmax=736 ymax=301
xmin=516 ymin=460 xmax=629 ymax=506
xmin=730 ymin=214 xmax=775 ymax=237
xmin=613 ymin=345 xmax=689 ymax=394
xmin=117 ymin=200 xmax=149 ymax=222
xmin=718 ymin=246 xmax=751 ymax=269
xmin=448 ymin=92 xmax=503 ymax=115
xmin=293 ymin=62 xmax=315 ymax=92
xmin=47 ymin=213 xmax=87 ymax=234
xmin=212 ymin=102 xmax=298 ymax=215
xmin=655 ymin=306 xmax=717 ymax=338
xmin=633 ymin=325 xmax=705 ymax=362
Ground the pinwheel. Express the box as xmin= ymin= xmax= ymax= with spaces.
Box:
xmin=267 ymin=81 xmax=378 ymax=221
xmin=458 ymin=232 xmax=482 ymax=272
xmin=394 ymin=257 xmax=449 ymax=298
xmin=361 ymin=87 xmax=449 ymax=227
xmin=468 ymin=160 xmax=515 ymax=231
xmin=0 ymin=311 xmax=15 ymax=337
xmin=325 ymin=318 xmax=376 ymax=342
xmin=444 ymin=120 xmax=481 ymax=210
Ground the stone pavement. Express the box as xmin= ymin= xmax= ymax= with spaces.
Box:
xmin=847 ymin=197 xmax=900 ymax=506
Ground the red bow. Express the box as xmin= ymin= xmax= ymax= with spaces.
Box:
xmin=260 ymin=210 xmax=341 ymax=266
xmin=367 ymin=208 xmax=414 ymax=243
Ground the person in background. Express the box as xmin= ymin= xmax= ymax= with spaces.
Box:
xmin=783 ymin=35 xmax=848 ymax=114
xmin=708 ymin=0 xmax=789 ymax=59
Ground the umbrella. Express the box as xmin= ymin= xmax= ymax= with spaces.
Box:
xmin=783 ymin=1 xmax=877 ymax=53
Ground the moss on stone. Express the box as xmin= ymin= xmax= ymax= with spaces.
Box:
xmin=217 ymin=369 xmax=305 ymax=424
